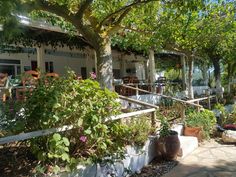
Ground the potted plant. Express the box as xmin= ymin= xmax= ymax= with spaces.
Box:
xmin=157 ymin=116 xmax=180 ymax=160
xmin=184 ymin=109 xmax=217 ymax=141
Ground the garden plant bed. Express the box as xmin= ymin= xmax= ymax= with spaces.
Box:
xmin=0 ymin=136 xmax=158 ymax=177
xmin=131 ymin=158 xmax=178 ymax=177
xmin=0 ymin=143 xmax=37 ymax=177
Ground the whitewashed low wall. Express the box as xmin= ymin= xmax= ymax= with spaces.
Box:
xmin=60 ymin=136 xmax=158 ymax=177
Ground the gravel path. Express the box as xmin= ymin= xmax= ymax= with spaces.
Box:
xmin=131 ymin=158 xmax=178 ymax=177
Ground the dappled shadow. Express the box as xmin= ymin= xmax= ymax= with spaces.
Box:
xmin=133 ymin=139 xmax=236 ymax=177
xmin=213 ymin=136 xmax=236 ymax=146
xmin=163 ymin=160 xmax=236 ymax=177
xmin=0 ymin=144 xmax=38 ymax=177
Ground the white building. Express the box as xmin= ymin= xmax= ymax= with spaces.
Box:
xmin=0 ymin=15 xmax=148 ymax=81
xmin=0 ymin=45 xmax=147 ymax=81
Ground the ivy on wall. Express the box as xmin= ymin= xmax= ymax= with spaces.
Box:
xmin=0 ymin=26 xmax=89 ymax=51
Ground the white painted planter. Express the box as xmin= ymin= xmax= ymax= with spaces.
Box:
xmin=60 ymin=136 xmax=158 ymax=177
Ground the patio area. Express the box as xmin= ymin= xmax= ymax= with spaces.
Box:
xmin=163 ymin=139 xmax=236 ymax=177
xmin=130 ymin=139 xmax=236 ymax=177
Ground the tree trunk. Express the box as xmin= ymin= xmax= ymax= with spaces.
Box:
xmin=201 ymin=63 xmax=208 ymax=86
xmin=148 ymin=49 xmax=156 ymax=92
xmin=181 ymin=56 xmax=187 ymax=90
xmin=212 ymin=58 xmax=223 ymax=98
xmin=227 ymin=63 xmax=231 ymax=94
xmin=187 ymin=56 xmax=194 ymax=99
xmin=95 ymin=40 xmax=113 ymax=90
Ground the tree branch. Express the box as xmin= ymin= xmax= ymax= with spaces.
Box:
xmin=36 ymin=0 xmax=97 ymax=48
xmin=99 ymin=0 xmax=157 ymax=27
xmin=73 ymin=0 xmax=93 ymax=24
xmin=113 ymin=7 xmax=132 ymax=26
xmin=84 ymin=8 xmax=100 ymax=32
xmin=35 ymin=0 xmax=74 ymax=23
xmin=119 ymin=25 xmax=154 ymax=35
xmin=105 ymin=7 xmax=133 ymax=36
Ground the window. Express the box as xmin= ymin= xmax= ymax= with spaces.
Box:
xmin=0 ymin=59 xmax=21 ymax=78
xmin=81 ymin=67 xmax=87 ymax=79
xmin=31 ymin=61 xmax=37 ymax=71
xmin=45 ymin=62 xmax=54 ymax=73
xmin=113 ymin=69 xmax=121 ymax=79
xmin=0 ymin=65 xmax=15 ymax=76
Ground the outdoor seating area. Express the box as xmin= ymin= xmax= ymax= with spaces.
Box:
xmin=1 ymin=1 xmax=236 ymax=177
xmin=0 ymin=71 xmax=60 ymax=101
xmin=115 ymin=76 xmax=182 ymax=97
xmin=115 ymin=76 xmax=152 ymax=96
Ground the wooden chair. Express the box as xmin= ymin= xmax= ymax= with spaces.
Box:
xmin=16 ymin=70 xmax=39 ymax=101
xmin=0 ymin=73 xmax=8 ymax=102
xmin=44 ymin=72 xmax=59 ymax=85
xmin=0 ymin=73 xmax=8 ymax=87
xmin=121 ymin=76 xmax=139 ymax=96
xmin=45 ymin=72 xmax=59 ymax=78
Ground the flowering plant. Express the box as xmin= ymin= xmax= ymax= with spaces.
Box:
xmin=89 ymin=72 xmax=96 ymax=79
xmin=16 ymin=69 xmax=129 ymax=174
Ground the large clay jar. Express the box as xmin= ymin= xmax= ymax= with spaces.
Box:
xmin=157 ymin=130 xmax=180 ymax=160
xmin=184 ymin=126 xmax=202 ymax=142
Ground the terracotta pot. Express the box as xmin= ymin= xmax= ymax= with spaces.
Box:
xmin=184 ymin=126 xmax=202 ymax=141
xmin=157 ymin=131 xmax=180 ymax=160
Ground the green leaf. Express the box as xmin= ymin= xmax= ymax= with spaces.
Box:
xmin=77 ymin=118 xmax=83 ymax=127
xmin=52 ymin=165 xmax=60 ymax=174
xmin=64 ymin=147 xmax=69 ymax=152
xmin=47 ymin=152 xmax=53 ymax=158
xmin=62 ymin=137 xmax=70 ymax=146
xmin=65 ymin=164 xmax=71 ymax=172
xmin=61 ymin=153 xmax=70 ymax=162
xmin=53 ymin=133 xmax=61 ymax=141
xmin=84 ymin=129 xmax=92 ymax=135
xmin=53 ymin=115 xmax=60 ymax=121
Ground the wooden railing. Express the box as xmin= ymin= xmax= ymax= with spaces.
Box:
xmin=186 ymin=96 xmax=215 ymax=110
xmin=121 ymin=84 xmax=202 ymax=106
xmin=0 ymin=104 xmax=157 ymax=145
xmin=0 ymin=85 xmax=216 ymax=145
xmin=120 ymin=84 xmax=216 ymax=122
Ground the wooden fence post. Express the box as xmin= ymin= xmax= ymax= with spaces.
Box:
xmin=181 ymin=104 xmax=186 ymax=122
xmin=135 ymin=84 xmax=139 ymax=96
xmin=196 ymin=101 xmax=200 ymax=112
xmin=151 ymin=111 xmax=156 ymax=128
xmin=207 ymin=96 xmax=211 ymax=109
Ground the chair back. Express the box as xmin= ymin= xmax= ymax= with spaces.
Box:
xmin=0 ymin=73 xmax=8 ymax=87
xmin=45 ymin=72 xmax=59 ymax=78
xmin=22 ymin=70 xmax=39 ymax=86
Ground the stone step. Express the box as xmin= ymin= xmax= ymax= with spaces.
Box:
xmin=178 ymin=136 xmax=198 ymax=159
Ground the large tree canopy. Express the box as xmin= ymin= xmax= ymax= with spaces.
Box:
xmin=0 ymin=0 xmax=206 ymax=89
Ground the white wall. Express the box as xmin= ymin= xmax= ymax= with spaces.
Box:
xmin=0 ymin=47 xmax=147 ymax=80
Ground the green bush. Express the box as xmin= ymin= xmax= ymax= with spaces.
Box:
xmin=214 ymin=103 xmax=236 ymax=126
xmin=1 ymin=71 xmax=157 ymax=173
xmin=0 ymin=100 xmax=24 ymax=136
xmin=1 ymin=70 xmax=156 ymax=174
xmin=14 ymin=70 xmax=130 ymax=173
xmin=126 ymin=115 xmax=155 ymax=146
xmin=159 ymin=117 xmax=171 ymax=137
xmin=186 ymin=109 xmax=217 ymax=139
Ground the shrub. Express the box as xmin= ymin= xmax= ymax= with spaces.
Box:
xmin=186 ymin=109 xmax=217 ymax=139
xmin=126 ymin=115 xmax=155 ymax=146
xmin=1 ymin=70 xmax=156 ymax=174
xmin=214 ymin=103 xmax=236 ymax=126
xmin=13 ymin=70 xmax=130 ymax=173
xmin=159 ymin=117 xmax=171 ymax=137
xmin=0 ymin=100 xmax=24 ymax=136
